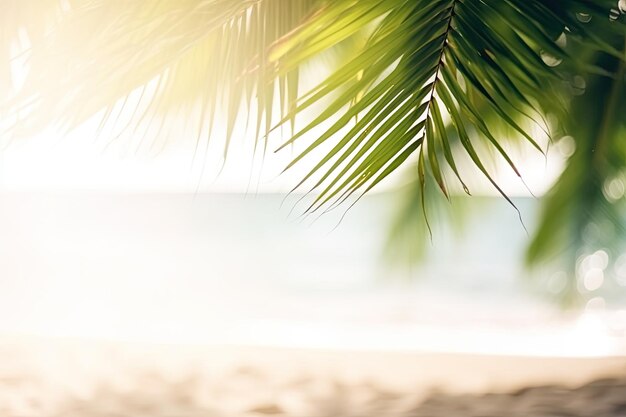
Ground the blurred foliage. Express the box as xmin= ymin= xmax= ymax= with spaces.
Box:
xmin=383 ymin=176 xmax=472 ymax=268
xmin=2 ymin=1 xmax=626 ymax=299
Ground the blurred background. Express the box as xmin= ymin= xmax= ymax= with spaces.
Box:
xmin=0 ymin=112 xmax=625 ymax=417
xmin=1 ymin=113 xmax=624 ymax=353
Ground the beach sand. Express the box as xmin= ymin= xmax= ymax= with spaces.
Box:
xmin=1 ymin=336 xmax=625 ymax=416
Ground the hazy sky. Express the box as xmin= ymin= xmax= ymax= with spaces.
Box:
xmin=0 ymin=120 xmax=566 ymax=196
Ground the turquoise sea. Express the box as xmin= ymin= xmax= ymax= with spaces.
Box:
xmin=0 ymin=192 xmax=624 ymax=356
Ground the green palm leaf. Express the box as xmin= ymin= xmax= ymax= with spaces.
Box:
xmin=526 ymin=20 xmax=626 ymax=302
xmin=271 ymin=0 xmax=590 ymax=215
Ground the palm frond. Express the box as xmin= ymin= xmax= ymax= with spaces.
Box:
xmin=526 ymin=21 xmax=626 ymax=301
xmin=272 ymin=0 xmax=621 ymax=218
xmin=6 ymin=0 xmax=320 ymax=157
xmin=3 ymin=0 xmax=626 ymax=282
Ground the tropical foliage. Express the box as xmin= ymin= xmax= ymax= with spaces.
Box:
xmin=2 ymin=0 xmax=626 ymax=298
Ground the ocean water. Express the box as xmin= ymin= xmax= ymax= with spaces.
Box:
xmin=0 ymin=192 xmax=624 ymax=356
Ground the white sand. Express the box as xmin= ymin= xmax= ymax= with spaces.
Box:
xmin=1 ymin=336 xmax=625 ymax=416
